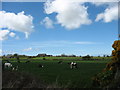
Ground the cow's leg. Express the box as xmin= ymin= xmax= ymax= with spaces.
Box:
xmin=74 ymin=65 xmax=75 ymax=69
xmin=6 ymin=65 xmax=8 ymax=68
xmin=75 ymin=65 xmax=77 ymax=69
xmin=70 ymin=64 xmax=72 ymax=69
xmin=72 ymin=64 xmax=73 ymax=69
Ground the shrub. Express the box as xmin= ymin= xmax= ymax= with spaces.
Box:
xmin=92 ymin=40 xmax=120 ymax=88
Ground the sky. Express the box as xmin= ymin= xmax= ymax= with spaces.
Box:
xmin=0 ymin=0 xmax=119 ymax=56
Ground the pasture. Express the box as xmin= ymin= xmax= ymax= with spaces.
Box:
xmin=2 ymin=57 xmax=110 ymax=88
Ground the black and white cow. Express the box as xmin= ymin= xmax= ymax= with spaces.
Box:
xmin=68 ymin=62 xmax=78 ymax=69
xmin=72 ymin=62 xmax=78 ymax=69
xmin=12 ymin=66 xmax=18 ymax=71
xmin=4 ymin=63 xmax=12 ymax=68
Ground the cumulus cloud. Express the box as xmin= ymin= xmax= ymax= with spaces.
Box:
xmin=44 ymin=0 xmax=92 ymax=30
xmin=90 ymin=0 xmax=119 ymax=23
xmin=92 ymin=2 xmax=119 ymax=22
xmin=0 ymin=11 xmax=34 ymax=38
xmin=0 ymin=30 xmax=19 ymax=40
xmin=0 ymin=30 xmax=10 ymax=40
xmin=23 ymin=47 xmax=32 ymax=52
xmin=9 ymin=32 xmax=16 ymax=37
xmin=95 ymin=3 xmax=118 ymax=23
xmin=91 ymin=0 xmax=118 ymax=6
xmin=41 ymin=17 xmax=54 ymax=28
xmin=44 ymin=0 xmax=119 ymax=26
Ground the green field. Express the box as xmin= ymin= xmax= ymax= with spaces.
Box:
xmin=3 ymin=58 xmax=110 ymax=88
xmin=2 ymin=56 xmax=112 ymax=61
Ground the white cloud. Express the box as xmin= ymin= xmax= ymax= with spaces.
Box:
xmin=0 ymin=30 xmax=19 ymax=41
xmin=23 ymin=47 xmax=32 ymax=52
xmin=0 ymin=11 xmax=34 ymax=38
xmin=44 ymin=0 xmax=119 ymax=26
xmin=9 ymin=32 xmax=16 ymax=37
xmin=91 ymin=1 xmax=119 ymax=23
xmin=44 ymin=0 xmax=92 ymax=30
xmin=91 ymin=0 xmax=118 ymax=6
xmin=74 ymin=41 xmax=96 ymax=44
xmin=0 ymin=30 xmax=10 ymax=40
xmin=90 ymin=1 xmax=119 ymax=23
xmin=95 ymin=5 xmax=118 ymax=23
xmin=32 ymin=40 xmax=100 ymax=48
xmin=41 ymin=17 xmax=54 ymax=28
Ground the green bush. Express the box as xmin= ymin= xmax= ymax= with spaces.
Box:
xmin=92 ymin=70 xmax=114 ymax=87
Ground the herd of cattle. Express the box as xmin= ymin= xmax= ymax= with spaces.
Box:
xmin=2 ymin=60 xmax=78 ymax=71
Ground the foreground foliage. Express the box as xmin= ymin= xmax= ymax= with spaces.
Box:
xmin=92 ymin=40 xmax=120 ymax=88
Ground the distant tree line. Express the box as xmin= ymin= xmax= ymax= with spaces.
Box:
xmin=2 ymin=53 xmax=111 ymax=59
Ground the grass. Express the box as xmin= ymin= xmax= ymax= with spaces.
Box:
xmin=2 ymin=56 xmax=112 ymax=61
xmin=3 ymin=59 xmax=110 ymax=88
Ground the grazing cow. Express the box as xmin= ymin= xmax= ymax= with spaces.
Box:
xmin=68 ymin=62 xmax=73 ymax=68
xmin=12 ymin=67 xmax=15 ymax=71
xmin=38 ymin=64 xmax=44 ymax=68
xmin=12 ymin=66 xmax=18 ymax=71
xmin=69 ymin=62 xmax=78 ymax=69
xmin=4 ymin=63 xmax=12 ymax=68
xmin=70 ymin=62 xmax=74 ymax=69
xmin=73 ymin=62 xmax=77 ymax=69
xmin=58 ymin=61 xmax=63 ymax=64
xmin=25 ymin=60 xmax=30 ymax=63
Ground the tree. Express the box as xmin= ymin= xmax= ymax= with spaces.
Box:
xmin=13 ymin=53 xmax=18 ymax=58
xmin=14 ymin=53 xmax=20 ymax=63
xmin=98 ymin=55 xmax=100 ymax=57
xmin=82 ymin=55 xmax=91 ymax=60
xmin=103 ymin=55 xmax=106 ymax=57
xmin=61 ymin=53 xmax=67 ymax=57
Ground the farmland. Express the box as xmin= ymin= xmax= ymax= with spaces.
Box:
xmin=2 ymin=57 xmax=111 ymax=88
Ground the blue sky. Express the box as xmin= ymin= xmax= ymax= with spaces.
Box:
xmin=0 ymin=1 xmax=118 ymax=56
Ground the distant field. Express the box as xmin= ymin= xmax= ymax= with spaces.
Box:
xmin=3 ymin=58 xmax=110 ymax=88
xmin=2 ymin=56 xmax=112 ymax=61
xmin=32 ymin=56 xmax=111 ymax=60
